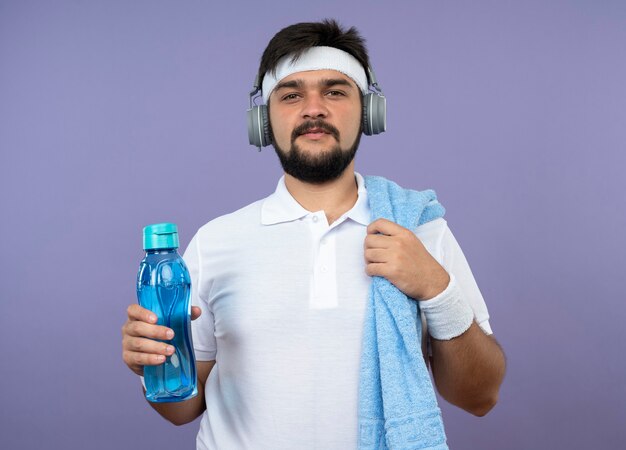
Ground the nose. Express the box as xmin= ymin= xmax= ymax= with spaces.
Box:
xmin=301 ymin=93 xmax=328 ymax=119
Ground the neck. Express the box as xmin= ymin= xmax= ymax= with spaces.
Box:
xmin=283 ymin=162 xmax=359 ymax=225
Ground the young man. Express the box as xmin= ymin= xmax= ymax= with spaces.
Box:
xmin=122 ymin=19 xmax=506 ymax=449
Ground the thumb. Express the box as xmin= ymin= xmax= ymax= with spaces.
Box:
xmin=191 ymin=306 xmax=202 ymax=321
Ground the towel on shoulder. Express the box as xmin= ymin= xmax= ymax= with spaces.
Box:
xmin=358 ymin=175 xmax=448 ymax=450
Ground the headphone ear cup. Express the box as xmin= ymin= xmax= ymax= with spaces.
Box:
xmin=362 ymin=98 xmax=370 ymax=136
xmin=247 ymin=104 xmax=271 ymax=147
xmin=362 ymin=92 xmax=387 ymax=136
xmin=261 ymin=105 xmax=271 ymax=146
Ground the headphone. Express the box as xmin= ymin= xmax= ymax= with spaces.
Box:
xmin=247 ymin=66 xmax=386 ymax=150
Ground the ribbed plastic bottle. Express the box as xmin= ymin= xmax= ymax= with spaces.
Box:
xmin=136 ymin=223 xmax=197 ymax=403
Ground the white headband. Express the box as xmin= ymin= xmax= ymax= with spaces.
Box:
xmin=261 ymin=46 xmax=368 ymax=103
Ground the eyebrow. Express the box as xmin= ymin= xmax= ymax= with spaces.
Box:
xmin=319 ymin=78 xmax=353 ymax=89
xmin=274 ymin=79 xmax=304 ymax=91
xmin=273 ymin=77 xmax=355 ymax=92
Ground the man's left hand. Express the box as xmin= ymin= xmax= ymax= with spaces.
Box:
xmin=364 ymin=218 xmax=450 ymax=300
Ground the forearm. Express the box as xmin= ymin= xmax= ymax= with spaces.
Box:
xmin=146 ymin=380 xmax=206 ymax=426
xmin=429 ymin=322 xmax=506 ymax=416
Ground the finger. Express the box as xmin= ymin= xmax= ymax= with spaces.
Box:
xmin=126 ymin=320 xmax=174 ymax=340
xmin=364 ymin=248 xmax=389 ymax=264
xmin=127 ymin=304 xmax=158 ymax=324
xmin=124 ymin=350 xmax=168 ymax=367
xmin=124 ymin=336 xmax=175 ymax=356
xmin=191 ymin=306 xmax=202 ymax=321
xmin=367 ymin=218 xmax=405 ymax=236
xmin=364 ymin=233 xmax=392 ymax=250
xmin=365 ymin=262 xmax=389 ymax=278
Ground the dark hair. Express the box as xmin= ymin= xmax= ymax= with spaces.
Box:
xmin=258 ymin=19 xmax=371 ymax=85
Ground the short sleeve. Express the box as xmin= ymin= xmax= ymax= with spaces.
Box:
xmin=182 ymin=233 xmax=217 ymax=361
xmin=440 ymin=225 xmax=493 ymax=335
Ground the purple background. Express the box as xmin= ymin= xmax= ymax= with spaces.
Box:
xmin=1 ymin=1 xmax=624 ymax=449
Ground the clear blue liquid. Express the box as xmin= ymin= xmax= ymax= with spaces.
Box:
xmin=137 ymin=249 xmax=197 ymax=403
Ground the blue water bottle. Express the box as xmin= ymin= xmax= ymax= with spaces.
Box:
xmin=137 ymin=223 xmax=197 ymax=403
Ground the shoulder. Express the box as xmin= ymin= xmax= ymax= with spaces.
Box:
xmin=414 ymin=217 xmax=448 ymax=244
xmin=195 ymin=198 xmax=265 ymax=243
xmin=414 ymin=216 xmax=448 ymax=236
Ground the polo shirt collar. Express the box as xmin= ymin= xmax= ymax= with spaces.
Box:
xmin=261 ymin=176 xmax=310 ymax=225
xmin=346 ymin=172 xmax=370 ymax=226
xmin=261 ymin=172 xmax=371 ymax=226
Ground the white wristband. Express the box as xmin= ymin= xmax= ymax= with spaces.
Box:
xmin=419 ymin=273 xmax=474 ymax=340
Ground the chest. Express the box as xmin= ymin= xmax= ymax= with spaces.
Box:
xmin=205 ymin=220 xmax=371 ymax=347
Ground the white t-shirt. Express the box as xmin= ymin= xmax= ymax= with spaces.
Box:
xmin=184 ymin=173 xmax=491 ymax=450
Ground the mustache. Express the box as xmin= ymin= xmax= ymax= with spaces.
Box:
xmin=291 ymin=120 xmax=340 ymax=142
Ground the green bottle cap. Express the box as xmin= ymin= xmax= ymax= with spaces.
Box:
xmin=142 ymin=223 xmax=180 ymax=250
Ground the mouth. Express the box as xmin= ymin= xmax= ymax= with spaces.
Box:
xmin=300 ymin=127 xmax=330 ymax=139
xmin=291 ymin=120 xmax=340 ymax=143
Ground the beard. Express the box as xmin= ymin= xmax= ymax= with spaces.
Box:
xmin=270 ymin=119 xmax=362 ymax=184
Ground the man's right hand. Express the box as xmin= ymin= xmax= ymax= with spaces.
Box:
xmin=121 ymin=304 xmax=202 ymax=376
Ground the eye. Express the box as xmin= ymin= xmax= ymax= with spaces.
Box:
xmin=326 ymin=90 xmax=346 ymax=97
xmin=281 ymin=93 xmax=301 ymax=102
